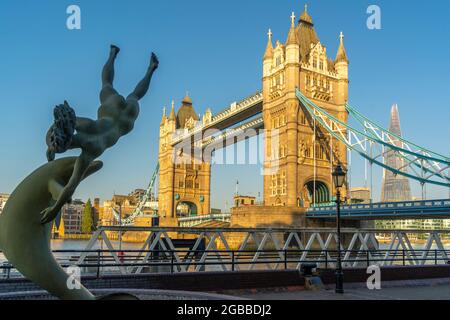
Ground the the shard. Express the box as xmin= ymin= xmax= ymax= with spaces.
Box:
xmin=381 ymin=105 xmax=412 ymax=202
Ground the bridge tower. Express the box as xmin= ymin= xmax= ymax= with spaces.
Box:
xmin=262 ymin=6 xmax=349 ymax=208
xmin=158 ymin=97 xmax=211 ymax=226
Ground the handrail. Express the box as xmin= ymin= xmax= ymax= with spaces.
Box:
xmin=93 ymin=225 xmax=450 ymax=234
xmin=2 ymin=248 xmax=450 ymax=280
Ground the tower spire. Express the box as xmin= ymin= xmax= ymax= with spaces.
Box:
xmin=335 ymin=31 xmax=349 ymax=63
xmin=169 ymin=99 xmax=176 ymax=121
xmin=264 ymin=28 xmax=274 ymax=60
xmin=160 ymin=106 xmax=167 ymax=125
xmin=286 ymin=12 xmax=299 ymax=45
xmin=299 ymin=3 xmax=313 ymax=25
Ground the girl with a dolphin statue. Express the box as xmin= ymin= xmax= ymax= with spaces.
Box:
xmin=0 ymin=45 xmax=159 ymax=300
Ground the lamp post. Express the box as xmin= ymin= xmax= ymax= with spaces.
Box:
xmin=332 ymin=164 xmax=346 ymax=294
xmin=115 ymin=201 xmax=123 ymax=251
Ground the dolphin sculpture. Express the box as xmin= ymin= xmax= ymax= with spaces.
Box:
xmin=0 ymin=157 xmax=103 ymax=300
xmin=0 ymin=46 xmax=158 ymax=300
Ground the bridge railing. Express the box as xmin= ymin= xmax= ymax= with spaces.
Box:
xmin=2 ymin=226 xmax=450 ymax=280
xmin=2 ymin=226 xmax=450 ymax=279
xmin=307 ymin=199 xmax=450 ymax=218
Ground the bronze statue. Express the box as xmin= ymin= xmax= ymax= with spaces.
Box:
xmin=42 ymin=45 xmax=159 ymax=224
xmin=0 ymin=158 xmax=103 ymax=299
xmin=0 ymin=45 xmax=159 ymax=300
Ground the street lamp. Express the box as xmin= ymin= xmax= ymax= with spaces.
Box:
xmin=115 ymin=201 xmax=123 ymax=251
xmin=332 ymin=164 xmax=346 ymax=294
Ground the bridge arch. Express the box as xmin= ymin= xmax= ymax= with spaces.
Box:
xmin=303 ymin=179 xmax=331 ymax=205
xmin=175 ymin=200 xmax=199 ymax=218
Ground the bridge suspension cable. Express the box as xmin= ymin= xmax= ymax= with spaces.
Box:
xmin=112 ymin=163 xmax=160 ymax=226
xmin=296 ymin=88 xmax=450 ymax=188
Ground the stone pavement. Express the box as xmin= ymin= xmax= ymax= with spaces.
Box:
xmin=233 ymin=278 xmax=450 ymax=300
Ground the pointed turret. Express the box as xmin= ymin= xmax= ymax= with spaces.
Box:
xmin=263 ymin=29 xmax=274 ymax=60
xmin=169 ymin=100 xmax=176 ymax=121
xmin=160 ymin=106 xmax=167 ymax=125
xmin=299 ymin=4 xmax=313 ymax=25
xmin=176 ymin=94 xmax=199 ymax=129
xmin=296 ymin=4 xmax=320 ymax=62
xmin=335 ymin=32 xmax=349 ymax=87
xmin=203 ymin=107 xmax=212 ymax=125
xmin=335 ymin=32 xmax=349 ymax=63
xmin=286 ymin=12 xmax=299 ymax=45
xmin=285 ymin=12 xmax=300 ymax=86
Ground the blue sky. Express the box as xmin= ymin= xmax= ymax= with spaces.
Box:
xmin=0 ymin=0 xmax=449 ymax=209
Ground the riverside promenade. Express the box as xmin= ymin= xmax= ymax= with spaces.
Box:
xmin=234 ymin=278 xmax=450 ymax=300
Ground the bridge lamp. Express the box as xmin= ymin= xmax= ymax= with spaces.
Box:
xmin=332 ymin=164 xmax=346 ymax=189
xmin=332 ymin=164 xmax=346 ymax=294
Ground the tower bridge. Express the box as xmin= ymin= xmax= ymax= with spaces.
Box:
xmin=157 ymin=6 xmax=352 ymax=227
xmin=112 ymin=5 xmax=450 ymax=230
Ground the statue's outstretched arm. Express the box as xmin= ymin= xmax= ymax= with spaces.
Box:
xmin=48 ymin=179 xmax=64 ymax=201
xmin=41 ymin=154 xmax=98 ymax=224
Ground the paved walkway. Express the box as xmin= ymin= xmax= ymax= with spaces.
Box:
xmin=234 ymin=279 xmax=450 ymax=300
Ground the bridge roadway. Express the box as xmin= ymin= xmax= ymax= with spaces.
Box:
xmin=306 ymin=199 xmax=450 ymax=220
xmin=175 ymin=199 xmax=450 ymax=226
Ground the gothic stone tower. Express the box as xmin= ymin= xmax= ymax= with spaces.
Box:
xmin=158 ymin=96 xmax=211 ymax=226
xmin=262 ymin=6 xmax=349 ymax=208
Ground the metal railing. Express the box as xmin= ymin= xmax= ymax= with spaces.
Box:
xmin=1 ymin=248 xmax=450 ymax=280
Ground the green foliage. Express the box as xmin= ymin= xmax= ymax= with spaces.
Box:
xmin=81 ymin=199 xmax=94 ymax=234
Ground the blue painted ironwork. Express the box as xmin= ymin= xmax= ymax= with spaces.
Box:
xmin=306 ymin=199 xmax=450 ymax=219
xmin=296 ymin=88 xmax=450 ymax=188
xmin=112 ymin=163 xmax=160 ymax=225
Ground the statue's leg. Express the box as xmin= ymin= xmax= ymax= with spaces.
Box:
xmin=127 ymin=54 xmax=157 ymax=101
xmin=100 ymin=45 xmax=120 ymax=103
xmin=128 ymin=69 xmax=154 ymax=101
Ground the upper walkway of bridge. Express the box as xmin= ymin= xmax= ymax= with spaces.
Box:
xmin=306 ymin=199 xmax=450 ymax=220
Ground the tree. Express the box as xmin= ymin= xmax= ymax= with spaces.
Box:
xmin=81 ymin=199 xmax=94 ymax=234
